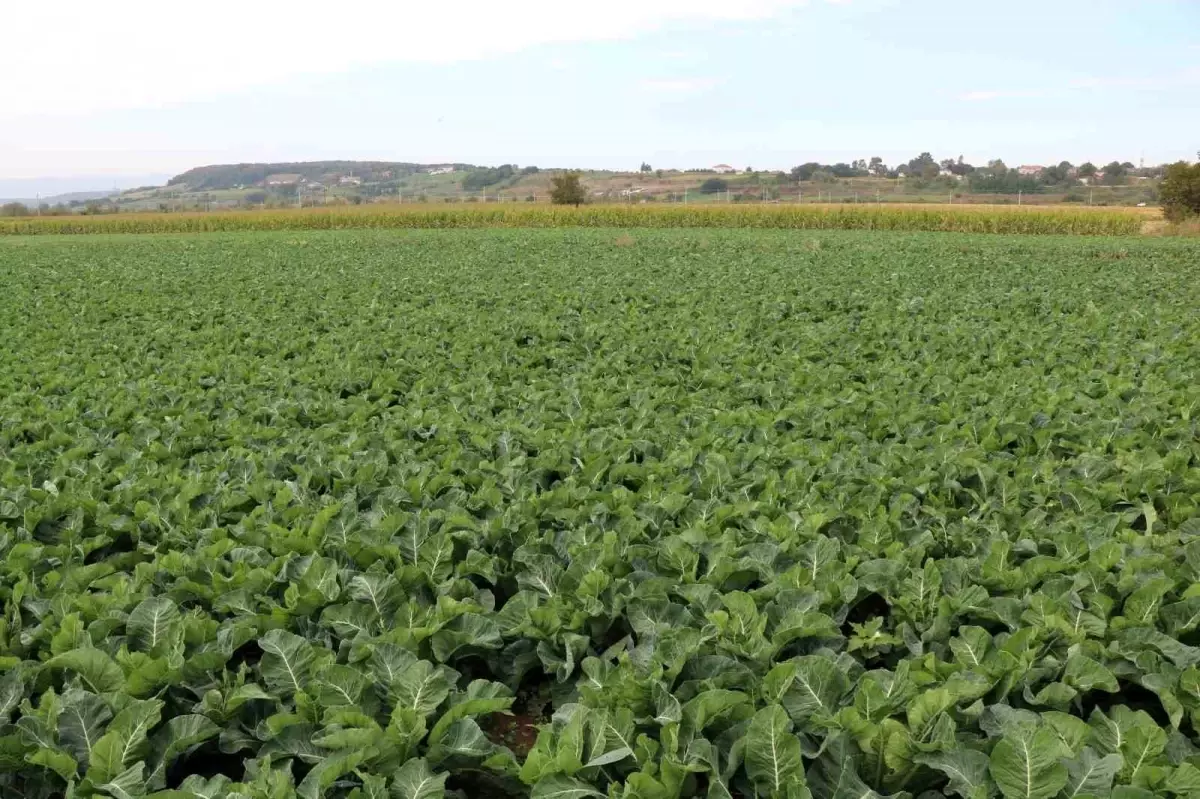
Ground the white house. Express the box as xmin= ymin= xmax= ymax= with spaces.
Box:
xmin=427 ymin=166 xmax=456 ymax=176
xmin=339 ymin=175 xmax=362 ymax=186
xmin=712 ymin=164 xmax=737 ymax=174
xmin=1017 ymin=165 xmax=1045 ymax=177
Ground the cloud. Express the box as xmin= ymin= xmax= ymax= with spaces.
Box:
xmin=960 ymin=89 xmax=1048 ymax=101
xmin=2 ymin=0 xmax=831 ymax=118
xmin=962 ymin=68 xmax=1200 ymax=101
xmin=639 ymin=77 xmax=723 ymax=94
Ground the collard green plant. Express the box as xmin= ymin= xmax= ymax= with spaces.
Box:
xmin=0 ymin=228 xmax=1197 ymax=797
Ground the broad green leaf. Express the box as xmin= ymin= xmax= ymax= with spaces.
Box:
xmin=428 ymin=718 xmax=494 ymax=762
xmin=681 ymin=690 xmax=751 ymax=733
xmin=27 ymin=745 xmax=78 ymax=782
xmin=48 ymin=648 xmax=124 ymax=694
xmin=146 ymin=714 xmax=220 ymax=790
xmin=651 ymin=682 xmax=682 ymax=725
xmin=781 ymin=656 xmax=849 ymax=723
xmin=744 ymin=705 xmax=804 ymax=796
xmin=127 ymin=596 xmax=180 ymax=652
xmin=88 ymin=697 xmax=161 ymax=784
xmin=296 ymin=750 xmax=366 ymax=799
xmin=1063 ymin=655 xmax=1118 ymax=694
xmin=807 ymin=735 xmax=873 ymax=799
xmin=1164 ymin=762 xmax=1200 ymax=795
xmin=392 ymin=758 xmax=448 ymax=799
xmin=950 ymin=626 xmax=993 ymax=669
xmin=314 ymin=664 xmax=367 ymax=708
xmin=916 ymin=749 xmax=991 ymax=798
xmin=988 ymin=725 xmax=1068 ymax=799
xmin=530 ymin=774 xmax=605 ymax=799
xmin=1061 ymin=748 xmax=1122 ymax=798
xmin=57 ymin=689 xmax=112 ymax=768
xmin=97 ymin=762 xmax=146 ymax=799
xmin=393 ymin=660 xmax=452 ymax=716
xmin=428 ymin=680 xmax=513 ymax=744
xmin=259 ymin=629 xmax=315 ymax=696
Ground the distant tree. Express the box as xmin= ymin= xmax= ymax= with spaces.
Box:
xmin=243 ymin=190 xmax=269 ymax=205
xmin=810 ymin=169 xmax=837 ymax=183
xmin=549 ymin=171 xmax=586 ymax=206
xmin=830 ymin=163 xmax=858 ymax=178
xmin=699 ymin=178 xmax=729 ymax=194
xmin=521 ymin=165 xmax=540 ymax=175
xmin=639 ymin=163 xmax=652 ymax=173
xmin=868 ymin=157 xmax=888 ymax=177
xmin=1160 ymin=161 xmax=1200 ymax=222
xmin=655 ymin=169 xmax=664 ymax=178
xmin=1101 ymin=161 xmax=1127 ymax=185
xmin=789 ymin=162 xmax=823 ymax=181
xmin=463 ymin=165 xmax=516 ymax=191
xmin=1078 ymin=162 xmax=1098 ymax=178
xmin=0 ymin=202 xmax=30 ymax=217
xmin=1039 ymin=162 xmax=1075 ymax=185
xmin=907 ymin=152 xmax=940 ymax=180
xmin=745 ymin=166 xmax=753 ymax=174
xmin=945 ymin=156 xmax=976 ymax=176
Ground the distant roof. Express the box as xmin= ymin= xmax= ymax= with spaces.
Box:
xmin=712 ymin=164 xmax=734 ymax=168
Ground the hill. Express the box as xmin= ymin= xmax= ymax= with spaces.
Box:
xmin=168 ymin=161 xmax=474 ymax=191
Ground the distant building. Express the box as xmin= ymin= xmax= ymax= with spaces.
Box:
xmin=1017 ymin=165 xmax=1045 ymax=176
xmin=712 ymin=164 xmax=737 ymax=174
xmin=265 ymin=173 xmax=302 ymax=186
xmin=427 ymin=166 xmax=456 ymax=176
xmin=339 ymin=175 xmax=362 ymax=186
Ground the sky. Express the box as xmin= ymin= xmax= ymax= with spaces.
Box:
xmin=2 ymin=0 xmax=1198 ymax=192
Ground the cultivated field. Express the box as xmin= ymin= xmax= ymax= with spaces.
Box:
xmin=1 ymin=229 xmax=1198 ymax=798
xmin=0 ymin=202 xmax=1148 ymax=236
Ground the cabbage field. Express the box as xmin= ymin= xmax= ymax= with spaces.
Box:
xmin=0 ymin=229 xmax=1198 ymax=799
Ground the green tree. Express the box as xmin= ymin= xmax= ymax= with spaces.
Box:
xmin=549 ymin=171 xmax=586 ymax=206
xmin=1160 ymin=161 xmax=1200 ymax=222
xmin=907 ymin=152 xmax=940 ymax=180
xmin=790 ymin=162 xmax=823 ymax=181
xmin=1078 ymin=162 xmax=1098 ymax=178
xmin=640 ymin=162 xmax=652 ymax=172
xmin=0 ymin=202 xmax=30 ymax=217
xmin=699 ymin=178 xmax=728 ymax=194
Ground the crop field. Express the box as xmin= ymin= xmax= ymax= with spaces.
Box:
xmin=1 ymin=229 xmax=1199 ymax=799
xmin=0 ymin=202 xmax=1147 ymax=237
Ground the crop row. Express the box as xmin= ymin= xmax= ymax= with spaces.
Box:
xmin=0 ymin=230 xmax=1197 ymax=799
xmin=0 ymin=203 xmax=1145 ymax=236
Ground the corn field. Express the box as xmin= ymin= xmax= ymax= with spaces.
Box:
xmin=0 ymin=203 xmax=1145 ymax=236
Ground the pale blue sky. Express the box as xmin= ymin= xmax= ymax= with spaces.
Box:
xmin=3 ymin=0 xmax=1197 ymax=190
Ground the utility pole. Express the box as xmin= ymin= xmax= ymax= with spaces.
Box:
xmin=1018 ymin=190 xmax=1022 ymax=206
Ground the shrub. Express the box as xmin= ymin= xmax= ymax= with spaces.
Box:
xmin=549 ymin=172 xmax=586 ymax=206
xmin=1160 ymin=161 xmax=1200 ymax=222
xmin=699 ymin=178 xmax=728 ymax=194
